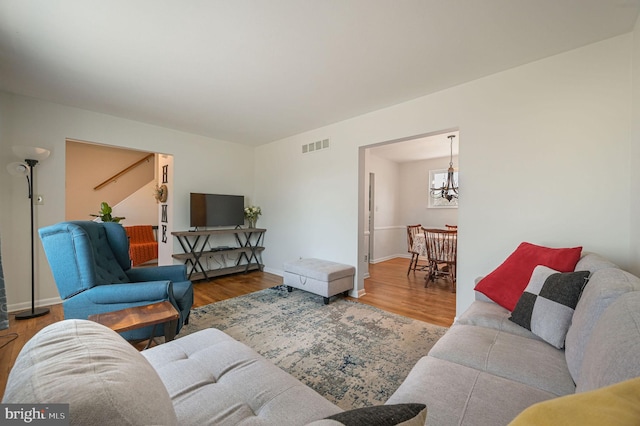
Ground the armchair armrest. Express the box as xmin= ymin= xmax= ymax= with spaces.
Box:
xmin=85 ymin=282 xmax=173 ymax=304
xmin=126 ymin=265 xmax=188 ymax=283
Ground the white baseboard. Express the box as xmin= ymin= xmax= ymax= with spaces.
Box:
xmin=263 ymin=266 xmax=283 ymax=276
xmin=352 ymin=288 xmax=366 ymax=298
xmin=8 ymin=296 xmax=62 ymax=313
xmin=371 ymin=254 xmax=411 ymax=264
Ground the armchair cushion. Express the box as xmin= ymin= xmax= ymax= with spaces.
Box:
xmin=83 ymin=282 xmax=173 ymax=304
xmin=126 ymin=264 xmax=187 ymax=283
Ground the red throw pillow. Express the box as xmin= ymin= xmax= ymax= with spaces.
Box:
xmin=474 ymin=242 xmax=582 ymax=311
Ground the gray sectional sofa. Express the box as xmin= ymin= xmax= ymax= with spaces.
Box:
xmin=3 ymin=252 xmax=640 ymax=425
xmin=387 ymin=253 xmax=640 ymax=425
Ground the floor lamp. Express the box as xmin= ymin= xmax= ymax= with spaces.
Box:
xmin=7 ymin=146 xmax=51 ymax=320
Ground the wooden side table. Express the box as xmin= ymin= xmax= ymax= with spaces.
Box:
xmin=88 ymin=301 xmax=180 ymax=349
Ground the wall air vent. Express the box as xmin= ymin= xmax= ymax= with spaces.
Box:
xmin=302 ymin=138 xmax=330 ymax=154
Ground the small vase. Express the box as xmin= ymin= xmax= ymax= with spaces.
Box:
xmin=248 ymin=219 xmax=256 ymax=229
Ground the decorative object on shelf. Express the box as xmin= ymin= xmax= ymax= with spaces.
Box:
xmin=90 ymin=201 xmax=125 ymax=223
xmin=244 ymin=205 xmax=262 ymax=228
xmin=429 ymin=134 xmax=459 ymax=202
xmin=6 ymin=145 xmax=51 ymax=320
xmin=154 ymin=184 xmax=168 ymax=203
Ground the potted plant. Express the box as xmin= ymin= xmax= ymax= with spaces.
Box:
xmin=244 ymin=205 xmax=262 ymax=228
xmin=90 ymin=202 xmax=125 ymax=223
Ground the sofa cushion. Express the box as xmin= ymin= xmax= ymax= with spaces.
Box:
xmin=565 ymin=268 xmax=640 ymax=383
xmin=309 ymin=404 xmax=427 ymax=426
xmin=456 ymin=301 xmax=542 ymax=340
xmin=508 ymin=377 xmax=640 ymax=426
xmin=474 ymin=242 xmax=582 ymax=311
xmin=574 ymin=252 xmax=619 ymax=273
xmin=1 ymin=319 xmax=178 ymax=425
xmin=428 ymin=324 xmax=575 ymax=396
xmin=283 ymin=258 xmax=355 ymax=281
xmin=509 ymin=266 xmax=590 ymax=349
xmin=143 ymin=327 xmax=342 ymax=425
xmin=576 ymin=291 xmax=640 ymax=393
xmin=386 ymin=356 xmax=555 ymax=426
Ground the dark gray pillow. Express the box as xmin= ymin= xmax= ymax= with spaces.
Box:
xmin=324 ymin=403 xmax=426 ymax=426
xmin=509 ymin=265 xmax=590 ymax=349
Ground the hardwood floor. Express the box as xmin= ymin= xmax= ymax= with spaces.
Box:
xmin=359 ymin=257 xmax=456 ymax=327
xmin=0 ymin=257 xmax=455 ymax=399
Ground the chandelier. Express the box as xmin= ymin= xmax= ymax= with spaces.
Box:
xmin=430 ymin=135 xmax=458 ymax=202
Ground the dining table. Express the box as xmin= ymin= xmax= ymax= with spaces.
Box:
xmin=412 ymin=229 xmax=457 ymax=258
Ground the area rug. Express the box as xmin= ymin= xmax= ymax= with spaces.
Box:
xmin=179 ymin=286 xmax=448 ymax=410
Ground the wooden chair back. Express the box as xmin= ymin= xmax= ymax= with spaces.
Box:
xmin=423 ymin=228 xmax=457 ymax=264
xmin=406 ymin=224 xmax=422 ymax=254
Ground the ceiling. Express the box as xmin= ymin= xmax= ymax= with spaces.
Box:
xmin=1 ymin=1 xmax=639 ymax=147
xmin=369 ymin=131 xmax=459 ymax=163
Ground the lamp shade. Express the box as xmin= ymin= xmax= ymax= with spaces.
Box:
xmin=6 ymin=162 xmax=29 ymax=177
xmin=12 ymin=146 xmax=50 ymax=162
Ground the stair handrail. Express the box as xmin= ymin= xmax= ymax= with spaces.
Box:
xmin=93 ymin=153 xmax=154 ymax=191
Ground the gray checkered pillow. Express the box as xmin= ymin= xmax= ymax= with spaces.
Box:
xmin=509 ymin=265 xmax=590 ymax=349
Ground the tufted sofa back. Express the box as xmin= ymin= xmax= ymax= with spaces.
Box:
xmin=39 ymin=221 xmax=131 ymax=300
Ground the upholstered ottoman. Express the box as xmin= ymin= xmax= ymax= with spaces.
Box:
xmin=283 ymin=258 xmax=355 ymax=304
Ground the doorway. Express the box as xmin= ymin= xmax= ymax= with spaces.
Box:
xmin=357 ymin=129 xmax=459 ymax=297
xmin=65 ymin=139 xmax=157 ymax=224
xmin=64 ymin=140 xmax=175 ymax=266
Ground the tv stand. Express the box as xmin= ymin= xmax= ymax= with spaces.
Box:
xmin=172 ymin=228 xmax=266 ymax=281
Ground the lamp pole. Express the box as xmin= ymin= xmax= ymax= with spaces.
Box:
xmin=15 ymin=158 xmax=49 ymax=320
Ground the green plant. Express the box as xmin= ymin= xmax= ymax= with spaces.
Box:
xmin=90 ymin=202 xmax=125 ymax=223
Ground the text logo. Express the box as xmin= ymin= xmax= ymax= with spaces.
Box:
xmin=1 ymin=404 xmax=69 ymax=425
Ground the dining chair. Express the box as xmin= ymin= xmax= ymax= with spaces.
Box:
xmin=445 ymin=224 xmax=458 ymax=230
xmin=423 ymin=228 xmax=457 ymax=292
xmin=406 ymin=224 xmax=428 ymax=275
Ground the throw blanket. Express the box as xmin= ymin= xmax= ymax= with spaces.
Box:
xmin=124 ymin=225 xmax=158 ymax=266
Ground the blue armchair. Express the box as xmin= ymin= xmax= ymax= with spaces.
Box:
xmin=39 ymin=221 xmax=193 ymax=341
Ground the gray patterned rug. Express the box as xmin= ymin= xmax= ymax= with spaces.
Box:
xmin=180 ymin=286 xmax=448 ymax=410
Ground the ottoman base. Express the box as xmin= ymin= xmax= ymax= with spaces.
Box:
xmin=283 ymin=258 xmax=355 ymax=304
xmin=286 ymin=285 xmax=350 ymax=305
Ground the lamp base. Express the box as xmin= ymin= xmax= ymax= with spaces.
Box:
xmin=15 ymin=307 xmax=50 ymax=320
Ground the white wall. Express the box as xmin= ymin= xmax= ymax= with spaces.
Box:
xmin=1 ymin=33 xmax=638 ymax=318
xmin=631 ymin=16 xmax=640 ymax=276
xmin=256 ymin=34 xmax=634 ymax=315
xmin=116 ymin=180 xmax=158 ymax=226
xmin=367 ymin=153 xmax=403 ymax=262
xmin=0 ymin=93 xmax=254 ymax=311
xmin=400 ymin=156 xmax=459 ymax=228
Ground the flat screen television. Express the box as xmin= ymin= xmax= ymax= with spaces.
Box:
xmin=190 ymin=193 xmax=245 ymax=228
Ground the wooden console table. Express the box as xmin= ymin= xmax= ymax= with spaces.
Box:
xmin=172 ymin=228 xmax=266 ymax=281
